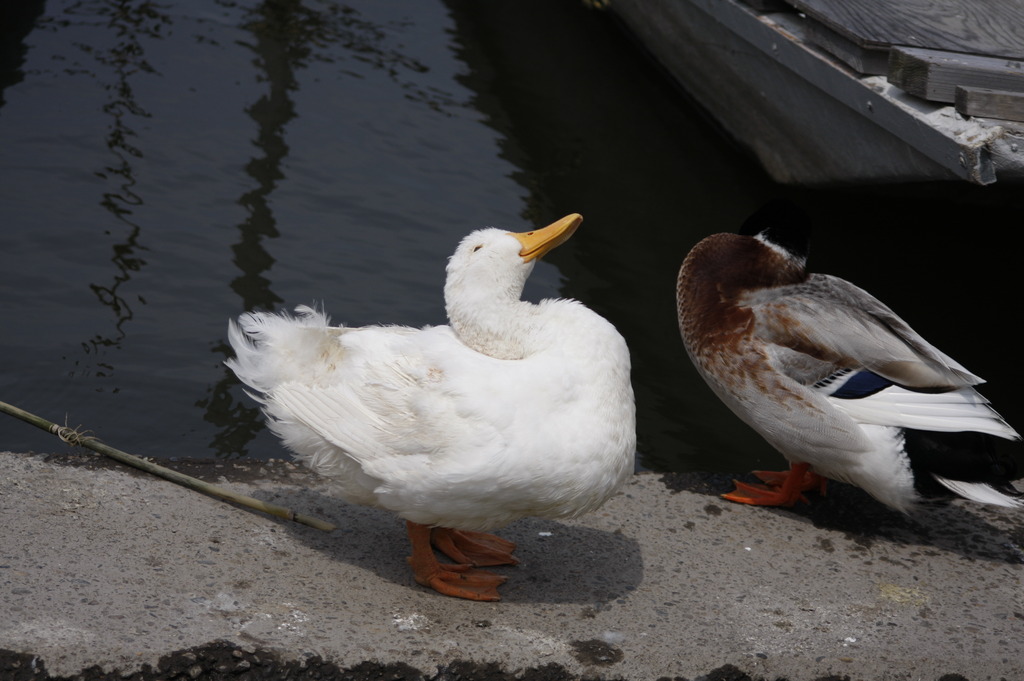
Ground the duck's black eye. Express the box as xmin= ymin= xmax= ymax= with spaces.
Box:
xmin=472 ymin=244 xmax=483 ymax=252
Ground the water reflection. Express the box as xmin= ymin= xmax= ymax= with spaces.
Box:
xmin=43 ymin=1 xmax=169 ymax=371
xmin=201 ymin=0 xmax=308 ymax=458
xmin=0 ymin=2 xmax=48 ymax=109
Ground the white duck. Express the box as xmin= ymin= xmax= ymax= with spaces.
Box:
xmin=227 ymin=214 xmax=636 ymax=600
xmin=676 ymin=200 xmax=1022 ymax=512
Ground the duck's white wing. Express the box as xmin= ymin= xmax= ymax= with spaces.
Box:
xmin=747 ymin=273 xmax=981 ymax=390
xmin=268 ymin=325 xmax=503 ymax=477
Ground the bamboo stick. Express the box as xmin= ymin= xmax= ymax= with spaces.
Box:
xmin=0 ymin=399 xmax=335 ymax=532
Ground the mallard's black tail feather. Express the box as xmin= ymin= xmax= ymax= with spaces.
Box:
xmin=904 ymin=429 xmax=1023 ymax=507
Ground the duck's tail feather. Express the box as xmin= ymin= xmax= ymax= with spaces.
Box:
xmin=903 ymin=428 xmax=1024 ymax=507
xmin=226 ymin=304 xmax=337 ymax=395
xmin=930 ymin=475 xmax=1024 ymax=508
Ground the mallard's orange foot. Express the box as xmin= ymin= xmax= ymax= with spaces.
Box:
xmin=722 ymin=463 xmax=826 ymax=507
xmin=723 ymin=480 xmax=807 ymax=507
xmin=432 ymin=527 xmax=518 ymax=567
xmin=410 ymin=561 xmax=507 ymax=601
xmin=751 ymin=468 xmax=828 ymax=496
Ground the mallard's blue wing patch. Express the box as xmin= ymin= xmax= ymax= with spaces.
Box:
xmin=819 ymin=370 xmax=893 ymax=400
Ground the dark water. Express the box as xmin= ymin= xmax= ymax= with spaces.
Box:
xmin=1 ymin=0 xmax=1022 ymax=474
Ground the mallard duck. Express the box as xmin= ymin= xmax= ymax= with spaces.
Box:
xmin=227 ymin=214 xmax=636 ymax=600
xmin=675 ymin=200 xmax=1021 ymax=511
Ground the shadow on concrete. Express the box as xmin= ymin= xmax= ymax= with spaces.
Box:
xmin=252 ymin=483 xmax=644 ymax=606
xmin=661 ymin=471 xmax=1024 ymax=566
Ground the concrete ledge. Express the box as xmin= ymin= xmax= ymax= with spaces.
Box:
xmin=2 ymin=451 xmax=1022 ymax=680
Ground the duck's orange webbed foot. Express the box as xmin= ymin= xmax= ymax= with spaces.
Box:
xmin=410 ymin=559 xmax=507 ymax=601
xmin=431 ymin=527 xmax=518 ymax=567
xmin=722 ymin=463 xmax=827 ymax=507
xmin=406 ymin=521 xmax=507 ymax=601
xmin=750 ymin=467 xmax=828 ymax=495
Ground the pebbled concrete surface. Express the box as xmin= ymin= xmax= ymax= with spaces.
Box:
xmin=2 ymin=450 xmax=1023 ymax=680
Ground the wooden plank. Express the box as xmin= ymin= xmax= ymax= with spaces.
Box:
xmin=804 ymin=20 xmax=889 ymax=75
xmin=786 ymin=0 xmax=1024 ymax=60
xmin=889 ymin=46 xmax=1024 ymax=103
xmin=955 ymin=86 xmax=1024 ymax=122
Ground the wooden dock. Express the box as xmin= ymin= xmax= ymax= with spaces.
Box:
xmin=607 ymin=0 xmax=1024 ymax=185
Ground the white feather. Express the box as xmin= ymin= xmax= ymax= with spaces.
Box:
xmin=827 ymin=383 xmax=1020 ymax=440
xmin=931 ymin=476 xmax=1024 ymax=508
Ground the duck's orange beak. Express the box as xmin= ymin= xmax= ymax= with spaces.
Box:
xmin=509 ymin=213 xmax=582 ymax=262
